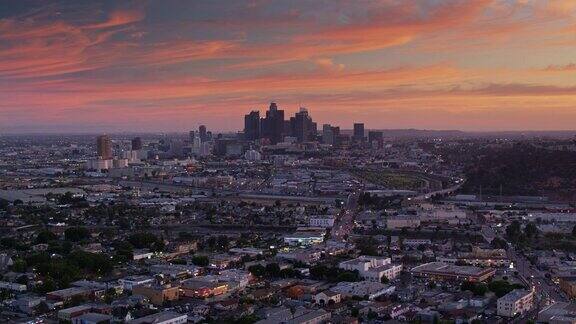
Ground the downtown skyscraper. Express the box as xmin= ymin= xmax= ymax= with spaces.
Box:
xmin=96 ymin=134 xmax=113 ymax=159
xmin=244 ymin=110 xmax=261 ymax=141
xmin=261 ymin=102 xmax=284 ymax=144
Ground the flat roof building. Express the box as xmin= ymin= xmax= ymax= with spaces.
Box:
xmin=497 ymin=289 xmax=534 ymax=318
xmin=410 ymin=262 xmax=496 ymax=282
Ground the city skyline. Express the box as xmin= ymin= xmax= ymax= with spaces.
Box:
xmin=1 ymin=0 xmax=576 ymax=133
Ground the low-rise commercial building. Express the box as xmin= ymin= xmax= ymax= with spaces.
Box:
xmin=313 ymin=290 xmax=341 ymax=305
xmin=559 ymin=277 xmax=576 ymax=299
xmin=410 ymin=262 xmax=495 ymax=282
xmin=129 ymin=311 xmax=187 ymax=324
xmin=180 ymin=280 xmax=228 ymax=299
xmin=46 ymin=287 xmax=94 ymax=303
xmin=132 ymin=284 xmax=180 ymax=305
xmin=284 ymin=231 xmax=325 ymax=246
xmin=309 ymin=216 xmax=335 ymax=228
xmin=331 ymin=281 xmax=395 ymax=300
xmin=497 ymin=289 xmax=534 ymax=317
xmin=118 ymin=276 xmax=155 ymax=291
xmin=339 ymin=256 xmax=403 ymax=282
xmin=386 ymin=216 xmax=420 ymax=229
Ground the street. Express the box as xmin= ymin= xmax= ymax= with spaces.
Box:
xmin=507 ymin=246 xmax=567 ymax=306
xmin=331 ymin=190 xmax=361 ymax=242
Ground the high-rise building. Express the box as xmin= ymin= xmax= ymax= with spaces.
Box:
xmin=131 ymin=137 xmax=143 ymax=151
xmin=189 ymin=131 xmax=195 ymax=143
xmin=368 ymin=131 xmax=383 ymax=147
xmin=353 ymin=123 xmax=365 ymax=141
xmin=169 ymin=139 xmax=184 ymax=158
xmin=322 ymin=124 xmax=334 ymax=145
xmin=96 ymin=135 xmax=112 ymax=159
xmin=322 ymin=124 xmax=340 ymax=145
xmin=192 ymin=136 xmax=201 ymax=150
xmin=261 ymin=102 xmax=284 ymax=144
xmin=331 ymin=126 xmax=341 ymax=146
xmin=199 ymin=125 xmax=207 ymax=142
xmin=290 ymin=108 xmax=317 ymax=143
xmin=244 ymin=110 xmax=260 ymax=141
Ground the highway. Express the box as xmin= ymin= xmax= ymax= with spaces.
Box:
xmin=410 ymin=180 xmax=465 ymax=202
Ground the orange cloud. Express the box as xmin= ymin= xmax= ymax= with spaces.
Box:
xmin=1 ymin=0 xmax=576 ymax=132
xmin=82 ymin=8 xmax=145 ymax=29
xmin=543 ymin=63 xmax=576 ymax=71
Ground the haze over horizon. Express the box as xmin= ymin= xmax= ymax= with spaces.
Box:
xmin=1 ymin=0 xmax=575 ymax=133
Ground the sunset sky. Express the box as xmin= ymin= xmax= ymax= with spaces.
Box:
xmin=1 ymin=0 xmax=575 ymax=133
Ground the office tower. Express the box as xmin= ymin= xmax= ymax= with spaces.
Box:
xmin=368 ymin=131 xmax=384 ymax=147
xmin=331 ymin=126 xmax=341 ymax=146
xmin=353 ymin=123 xmax=365 ymax=141
xmin=192 ymin=136 xmax=201 ymax=149
xmin=199 ymin=125 xmax=207 ymax=142
xmin=169 ymin=139 xmax=184 ymax=157
xmin=96 ymin=135 xmax=112 ymax=159
xmin=261 ymin=102 xmax=285 ymax=144
xmin=283 ymin=120 xmax=291 ymax=138
xmin=322 ymin=124 xmax=334 ymax=145
xmin=189 ymin=131 xmax=195 ymax=143
xmin=244 ymin=110 xmax=261 ymax=141
xmin=199 ymin=142 xmax=211 ymax=157
xmin=131 ymin=137 xmax=143 ymax=151
xmin=290 ymin=107 xmax=316 ymax=142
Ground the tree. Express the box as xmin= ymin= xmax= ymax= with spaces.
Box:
xmin=68 ymin=251 xmax=113 ymax=276
xmin=216 ymin=235 xmax=230 ymax=251
xmin=36 ymin=301 xmax=50 ymax=314
xmin=381 ymin=276 xmax=389 ymax=284
xmin=491 ymin=237 xmax=508 ymax=249
xmin=506 ymin=221 xmax=522 ymax=241
xmin=336 ymin=270 xmax=360 ymax=282
xmin=0 ymin=199 xmax=9 ymax=211
xmin=350 ymin=307 xmax=359 ymax=317
xmin=310 ymin=265 xmax=328 ymax=279
xmin=113 ymin=241 xmax=134 ymax=262
xmin=104 ymin=288 xmax=117 ymax=304
xmin=248 ymin=264 xmax=266 ymax=277
xmin=524 ymin=222 xmax=539 ymax=238
xmin=16 ymin=275 xmax=28 ymax=285
xmin=35 ymin=230 xmax=58 ymax=244
xmin=461 ymin=281 xmax=488 ymax=296
xmin=279 ymin=268 xmax=299 ymax=278
xmin=191 ymin=255 xmax=209 ymax=266
xmin=488 ymin=280 xmax=524 ymax=297
xmin=10 ymin=259 xmax=27 ymax=273
xmin=1 ymin=237 xmax=26 ymax=250
xmin=234 ymin=314 xmax=260 ymax=324
xmin=265 ymin=263 xmax=281 ymax=277
xmin=36 ymin=277 xmax=57 ymax=293
xmin=355 ymin=237 xmax=379 ymax=256
xmin=367 ymin=310 xmax=378 ymax=320
xmin=128 ymin=232 xmax=164 ymax=252
xmin=64 ymin=227 xmax=89 ymax=242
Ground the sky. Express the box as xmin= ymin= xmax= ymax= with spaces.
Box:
xmin=0 ymin=0 xmax=575 ymax=133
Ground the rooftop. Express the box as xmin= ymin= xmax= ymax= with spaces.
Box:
xmin=411 ymin=262 xmax=494 ymax=277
